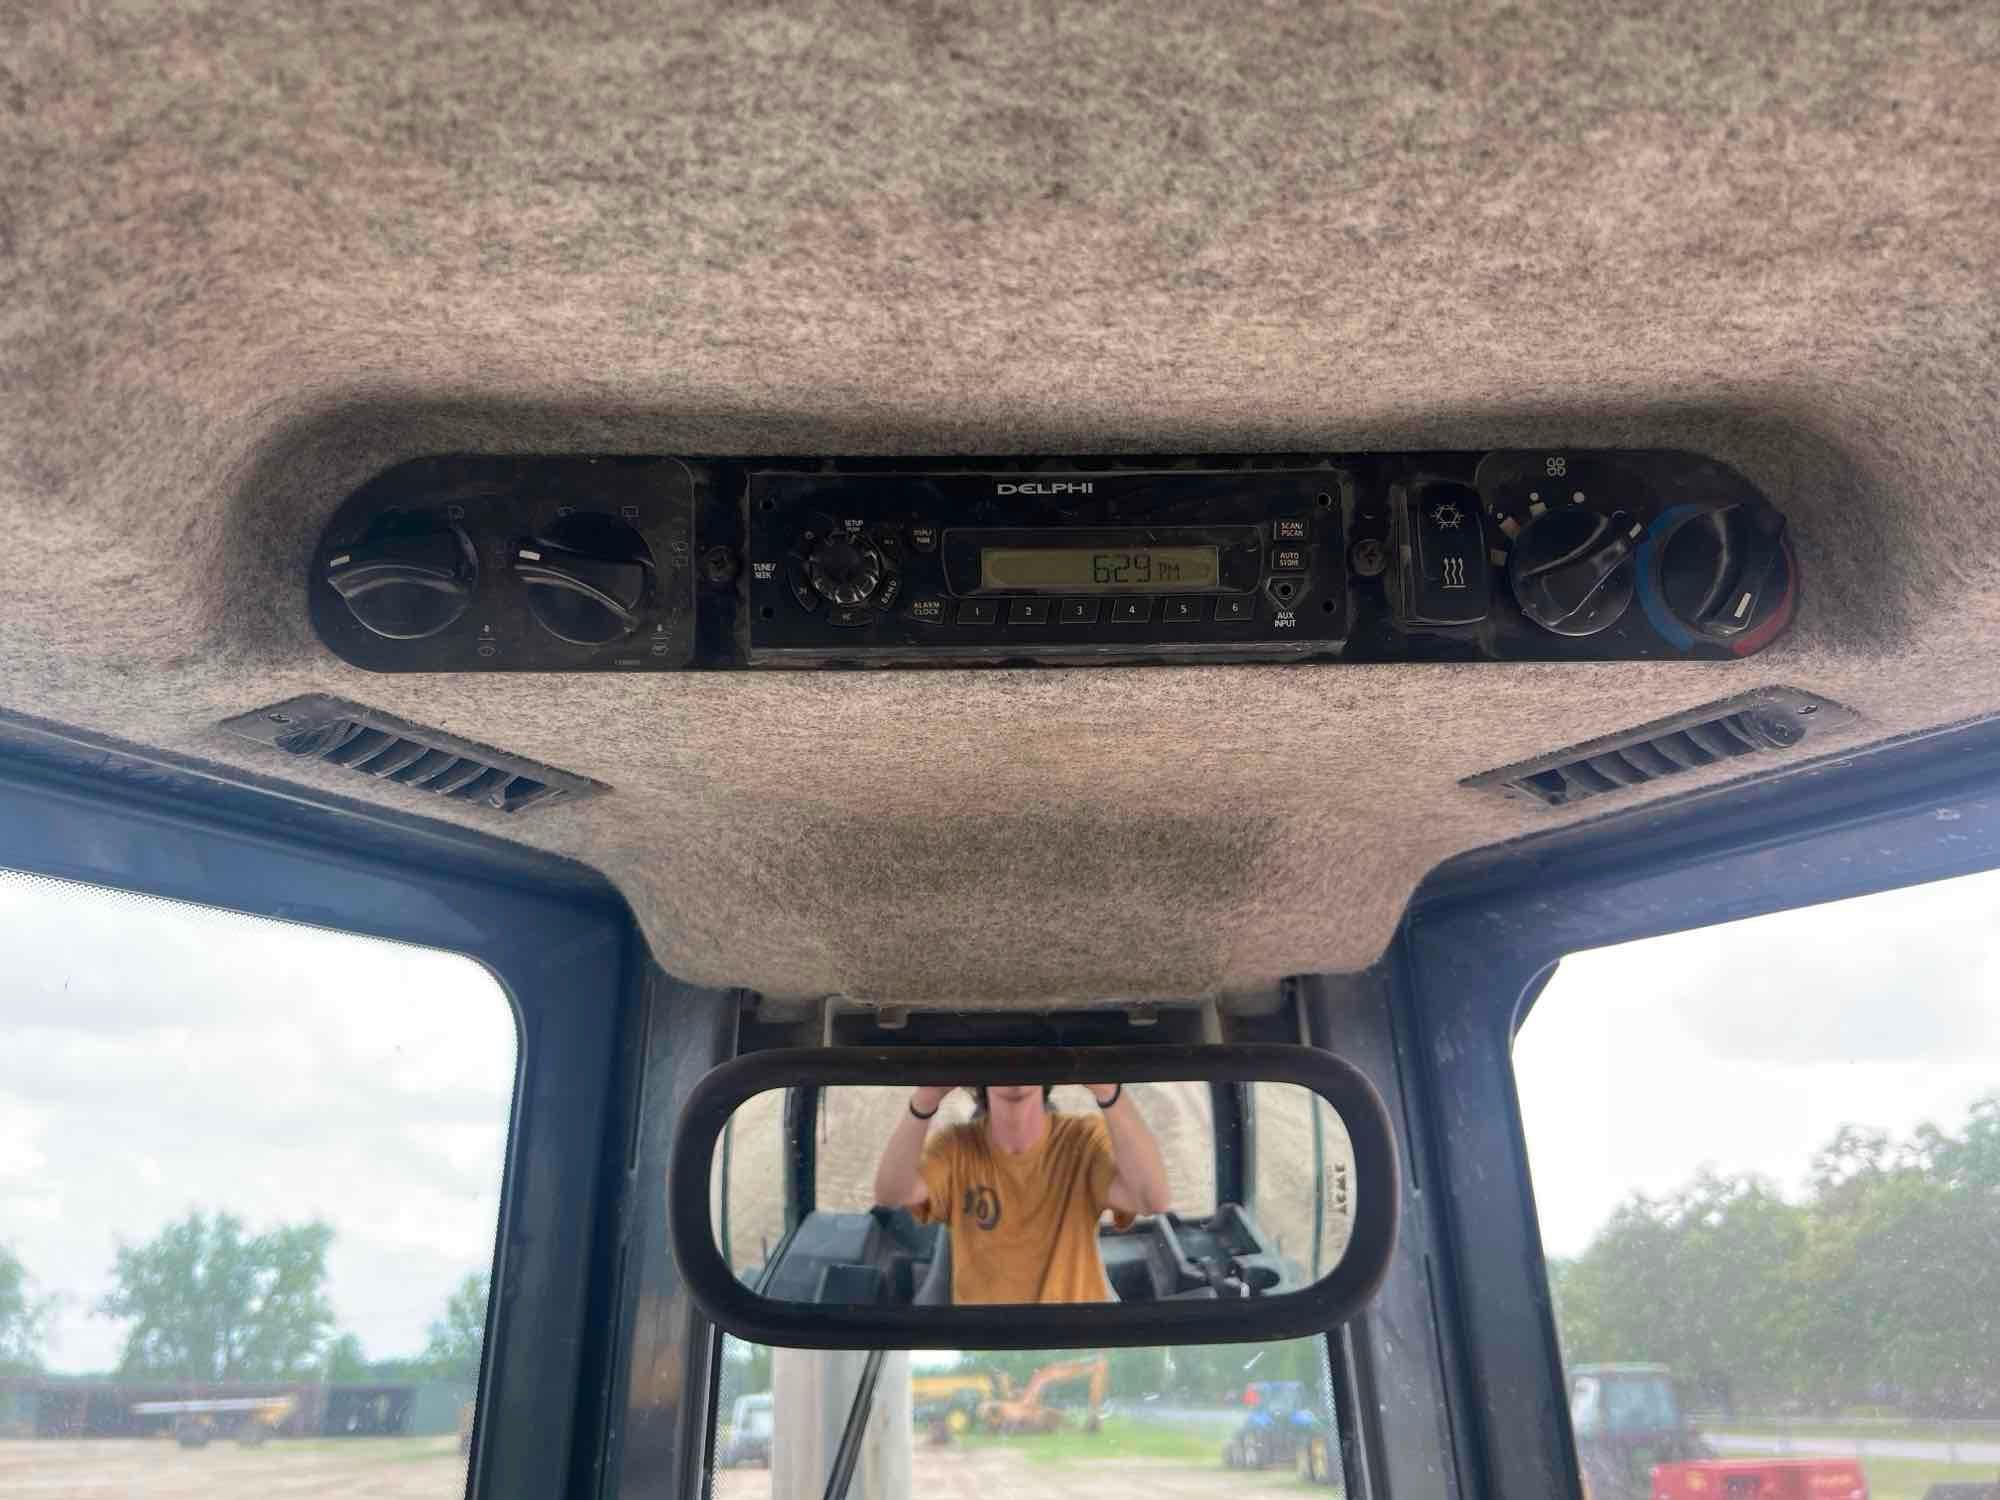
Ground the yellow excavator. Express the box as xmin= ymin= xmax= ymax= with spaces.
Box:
xmin=131 ymin=1394 xmax=297 ymax=1448
xmin=975 ymin=1357 xmax=1108 ymax=1436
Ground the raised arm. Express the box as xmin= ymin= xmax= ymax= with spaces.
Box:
xmin=1089 ymin=1085 xmax=1171 ymax=1216
xmin=873 ymin=1086 xmax=952 ymax=1209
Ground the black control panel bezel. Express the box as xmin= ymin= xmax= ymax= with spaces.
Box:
xmin=309 ymin=455 xmax=702 ymax=672
xmin=306 ymin=450 xmax=1798 ymax=672
xmin=745 ymin=467 xmax=1350 ymax=663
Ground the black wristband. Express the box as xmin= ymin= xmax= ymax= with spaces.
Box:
xmin=1096 ymin=1084 xmax=1122 ymax=1110
xmin=909 ymin=1099 xmax=939 ymax=1120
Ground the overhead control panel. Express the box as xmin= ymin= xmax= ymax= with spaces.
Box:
xmin=308 ymin=450 xmax=1798 ymax=671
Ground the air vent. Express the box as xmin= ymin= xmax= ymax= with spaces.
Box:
xmin=222 ymin=695 xmax=605 ymax=814
xmin=1464 ymin=688 xmax=1857 ymax=809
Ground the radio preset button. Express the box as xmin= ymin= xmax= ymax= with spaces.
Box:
xmin=1274 ymin=518 xmax=1310 ymax=542
xmin=1009 ymin=598 xmax=1051 ymax=625
xmin=1110 ymin=598 xmax=1152 ymax=623
xmin=1058 ymin=598 xmax=1099 ymax=625
xmin=1215 ymin=595 xmax=1255 ymax=621
xmin=957 ymin=599 xmax=998 ymax=625
xmin=1163 ymin=597 xmax=1204 ymax=623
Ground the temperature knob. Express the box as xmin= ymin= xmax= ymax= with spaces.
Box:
xmin=806 ymin=533 xmax=884 ymax=607
xmin=325 ymin=524 xmax=476 ymax=640
xmin=1655 ymin=503 xmax=1793 ymax=641
xmin=1509 ymin=510 xmax=1644 ymax=637
xmin=514 ymin=512 xmax=654 ymax=646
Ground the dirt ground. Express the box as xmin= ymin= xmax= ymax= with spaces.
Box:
xmin=713 ymin=1439 xmax=1317 ymax=1500
xmin=2 ymin=1435 xmax=1321 ymax=1500
xmin=0 ymin=1436 xmax=469 ymax=1499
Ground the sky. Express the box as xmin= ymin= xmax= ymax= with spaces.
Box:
xmin=0 ymin=869 xmax=516 ymax=1375
xmin=1515 ymin=864 xmax=2000 ymax=1258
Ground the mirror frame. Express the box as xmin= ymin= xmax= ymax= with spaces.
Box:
xmin=667 ymin=1042 xmax=1400 ymax=1349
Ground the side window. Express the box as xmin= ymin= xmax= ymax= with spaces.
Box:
xmin=0 ymin=868 xmax=517 ymax=1497
xmin=1515 ymin=866 xmax=2000 ymax=1500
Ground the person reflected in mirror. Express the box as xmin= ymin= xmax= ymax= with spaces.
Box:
xmin=872 ymin=1083 xmax=1170 ymax=1304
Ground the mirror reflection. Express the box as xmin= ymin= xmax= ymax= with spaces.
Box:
xmin=712 ymin=1081 xmax=1353 ymax=1308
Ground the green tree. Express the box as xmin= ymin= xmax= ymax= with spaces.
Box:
xmin=98 ymin=1210 xmax=336 ymax=1380
xmin=1550 ymin=1094 xmax=2000 ymax=1416
xmin=423 ymin=1272 xmax=490 ymax=1383
xmin=0 ymin=1242 xmax=54 ymax=1375
xmin=325 ymin=1332 xmax=369 ymax=1383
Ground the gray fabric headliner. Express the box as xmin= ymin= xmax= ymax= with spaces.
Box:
xmin=3 ymin=2 xmax=1998 ymax=1003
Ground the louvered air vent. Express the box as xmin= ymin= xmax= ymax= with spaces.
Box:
xmin=222 ymin=695 xmax=605 ymax=814
xmin=1463 ymin=688 xmax=1857 ymax=809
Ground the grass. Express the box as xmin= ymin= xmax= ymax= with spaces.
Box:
xmin=956 ymin=1415 xmax=1225 ymax=1467
xmin=1859 ymin=1456 xmax=2000 ymax=1500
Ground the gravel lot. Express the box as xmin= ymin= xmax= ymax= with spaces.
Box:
xmin=0 ymin=1436 xmax=468 ymax=1499
xmin=714 ymin=1437 xmax=1319 ymax=1500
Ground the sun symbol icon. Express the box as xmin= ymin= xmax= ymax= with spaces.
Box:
xmin=1431 ymin=501 xmax=1465 ymax=530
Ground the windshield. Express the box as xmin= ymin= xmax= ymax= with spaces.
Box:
xmin=710 ymin=1335 xmax=1342 ymax=1500
xmin=709 ymin=1076 xmax=1347 ymax=1495
xmin=1603 ymin=1378 xmax=1678 ymax=1434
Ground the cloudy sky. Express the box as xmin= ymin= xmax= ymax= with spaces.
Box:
xmin=0 ymin=869 xmax=516 ymax=1374
xmin=1515 ymin=864 xmax=2000 ymax=1257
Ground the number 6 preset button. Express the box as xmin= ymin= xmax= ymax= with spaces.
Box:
xmin=1110 ymin=598 xmax=1152 ymax=623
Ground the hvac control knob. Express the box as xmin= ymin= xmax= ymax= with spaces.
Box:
xmin=513 ymin=513 xmax=654 ymax=646
xmin=1657 ymin=503 xmax=1793 ymax=641
xmin=1509 ymin=509 xmax=1645 ymax=637
xmin=806 ymin=533 xmax=884 ymax=607
xmin=324 ymin=524 xmax=477 ymax=640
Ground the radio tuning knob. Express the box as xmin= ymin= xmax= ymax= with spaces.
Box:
xmin=806 ymin=533 xmax=883 ymax=607
xmin=1509 ymin=509 xmax=1643 ymax=637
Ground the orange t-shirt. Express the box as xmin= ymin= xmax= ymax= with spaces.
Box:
xmin=914 ymin=1111 xmax=1135 ymax=1304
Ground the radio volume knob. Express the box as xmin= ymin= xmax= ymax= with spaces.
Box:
xmin=806 ymin=534 xmax=883 ymax=606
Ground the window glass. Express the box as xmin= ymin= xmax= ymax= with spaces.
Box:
xmin=1515 ymin=866 xmax=2000 ymax=1500
xmin=1251 ymin=1082 xmax=1354 ymax=1281
xmin=0 ymin=868 xmax=517 ymax=1499
xmin=710 ymin=1335 xmax=1344 ymax=1500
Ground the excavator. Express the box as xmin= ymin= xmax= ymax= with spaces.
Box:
xmin=975 ymin=1358 xmax=1108 ymax=1436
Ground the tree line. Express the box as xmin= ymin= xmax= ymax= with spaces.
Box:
xmin=0 ymin=1209 xmax=488 ymax=1385
xmin=1550 ymin=1094 xmax=2000 ymax=1417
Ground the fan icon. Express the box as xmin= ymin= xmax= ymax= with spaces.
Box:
xmin=1431 ymin=501 xmax=1465 ymax=530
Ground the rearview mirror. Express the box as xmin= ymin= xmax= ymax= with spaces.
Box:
xmin=668 ymin=1045 xmax=1399 ymax=1349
